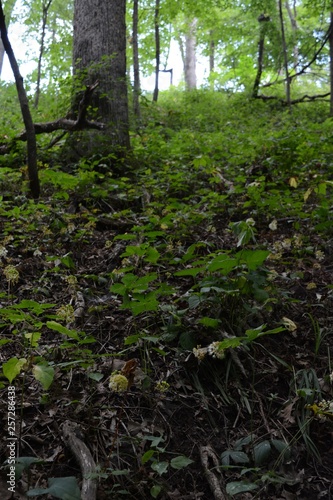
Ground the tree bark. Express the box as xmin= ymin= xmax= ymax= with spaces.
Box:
xmin=153 ymin=0 xmax=160 ymax=102
xmin=278 ymin=0 xmax=291 ymax=107
xmin=73 ymin=0 xmax=130 ymax=153
xmin=132 ymin=0 xmax=141 ymax=120
xmin=329 ymin=1 xmax=333 ymax=116
xmin=34 ymin=0 xmax=52 ymax=109
xmin=285 ymin=0 xmax=299 ymax=70
xmin=0 ymin=1 xmax=40 ymax=199
xmin=252 ymin=14 xmax=270 ymax=98
xmin=185 ymin=18 xmax=197 ymax=90
xmin=0 ymin=0 xmax=16 ymax=78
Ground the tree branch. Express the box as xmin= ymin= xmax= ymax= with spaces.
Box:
xmin=0 ymin=81 xmax=105 ymax=154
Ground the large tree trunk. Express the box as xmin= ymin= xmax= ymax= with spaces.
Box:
xmin=72 ymin=0 xmax=130 ymax=154
xmin=184 ymin=18 xmax=197 ymax=90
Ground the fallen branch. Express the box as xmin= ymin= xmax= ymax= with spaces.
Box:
xmin=62 ymin=420 xmax=97 ymax=500
xmin=254 ymin=92 xmax=330 ymax=105
xmin=0 ymin=81 xmax=105 ymax=154
xmin=200 ymin=445 xmax=226 ymax=500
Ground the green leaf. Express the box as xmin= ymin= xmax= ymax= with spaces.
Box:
xmin=3 ymin=357 xmax=27 ymax=383
xmin=236 ymin=250 xmax=270 ymax=270
xmin=87 ymin=372 xmax=104 ymax=382
xmin=13 ymin=457 xmax=43 ymax=480
xmin=198 ymin=317 xmax=220 ymax=328
xmin=271 ymin=439 xmax=291 ymax=461
xmin=27 ymin=476 xmax=81 ymax=499
xmin=46 ymin=321 xmax=80 ymax=340
xmin=145 ymin=247 xmax=160 ymax=263
xmin=170 ymin=455 xmax=194 ymax=470
xmin=150 ymin=484 xmax=162 ymax=498
xmin=226 ymin=481 xmax=258 ymax=496
xmin=221 ymin=450 xmax=250 ymax=465
xmin=142 ymin=450 xmax=155 ymax=464
xmin=174 ymin=267 xmax=204 ymax=277
xmin=151 ymin=461 xmax=169 ymax=476
xmin=24 ymin=332 xmax=41 ymax=347
xmin=32 ymin=364 xmax=55 ymax=390
xmin=253 ymin=440 xmax=271 ymax=466
xmin=207 ymin=254 xmax=238 ymax=274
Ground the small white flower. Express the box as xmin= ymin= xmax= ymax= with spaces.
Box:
xmin=269 ymin=219 xmax=278 ymax=231
xmin=0 ymin=245 xmax=8 ymax=258
xmin=207 ymin=341 xmax=225 ymax=360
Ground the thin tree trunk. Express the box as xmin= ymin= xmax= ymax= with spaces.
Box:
xmin=329 ymin=1 xmax=333 ymax=116
xmin=0 ymin=0 xmax=16 ymax=78
xmin=185 ymin=18 xmax=197 ymax=90
xmin=153 ymin=0 xmax=160 ymax=102
xmin=252 ymin=14 xmax=270 ymax=98
xmin=209 ymin=31 xmax=215 ymax=74
xmin=0 ymin=1 xmax=40 ymax=198
xmin=278 ymin=0 xmax=291 ymax=106
xmin=285 ymin=0 xmax=298 ymax=70
xmin=132 ymin=0 xmax=140 ymax=120
xmin=34 ymin=0 xmax=52 ymax=109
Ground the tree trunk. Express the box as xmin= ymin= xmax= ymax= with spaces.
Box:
xmin=209 ymin=31 xmax=215 ymax=74
xmin=278 ymin=0 xmax=291 ymax=106
xmin=252 ymin=14 xmax=270 ymax=98
xmin=153 ymin=0 xmax=160 ymax=102
xmin=0 ymin=0 xmax=16 ymax=78
xmin=285 ymin=0 xmax=298 ymax=70
xmin=0 ymin=1 xmax=40 ymax=198
xmin=185 ymin=18 xmax=197 ymax=90
xmin=329 ymin=1 xmax=333 ymax=116
xmin=34 ymin=0 xmax=52 ymax=109
xmin=72 ymin=0 xmax=130 ymax=154
xmin=132 ymin=0 xmax=140 ymax=120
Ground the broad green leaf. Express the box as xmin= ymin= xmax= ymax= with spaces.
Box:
xmin=24 ymin=332 xmax=41 ymax=347
xmin=27 ymin=476 xmax=81 ymax=499
xmin=253 ymin=440 xmax=271 ymax=466
xmin=221 ymin=450 xmax=250 ymax=465
xmin=150 ymin=484 xmax=162 ymax=498
xmin=87 ymin=372 xmax=104 ymax=382
xmin=271 ymin=439 xmax=291 ymax=460
xmin=32 ymin=364 xmax=55 ymax=390
xmin=13 ymin=457 xmax=43 ymax=480
xmin=236 ymin=250 xmax=270 ymax=270
xmin=46 ymin=321 xmax=80 ymax=340
xmin=226 ymin=481 xmax=258 ymax=496
xmin=170 ymin=455 xmax=194 ymax=470
xmin=151 ymin=461 xmax=169 ymax=476
xmin=174 ymin=267 xmax=204 ymax=277
xmin=207 ymin=254 xmax=238 ymax=274
xmin=141 ymin=449 xmax=155 ymax=464
xmin=198 ymin=317 xmax=220 ymax=328
xmin=3 ymin=357 xmax=27 ymax=383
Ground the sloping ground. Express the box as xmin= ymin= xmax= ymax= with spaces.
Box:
xmin=0 ymin=93 xmax=333 ymax=499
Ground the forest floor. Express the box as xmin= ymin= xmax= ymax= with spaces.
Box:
xmin=0 ymin=92 xmax=333 ymax=499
